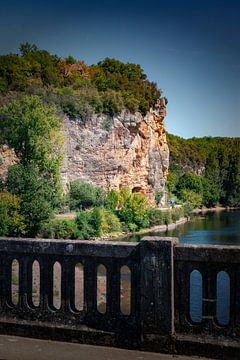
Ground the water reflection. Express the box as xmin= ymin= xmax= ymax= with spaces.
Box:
xmin=122 ymin=210 xmax=240 ymax=245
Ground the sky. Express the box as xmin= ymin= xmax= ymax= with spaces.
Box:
xmin=0 ymin=0 xmax=239 ymax=138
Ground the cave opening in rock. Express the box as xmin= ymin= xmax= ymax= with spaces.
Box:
xmin=132 ymin=186 xmax=143 ymax=194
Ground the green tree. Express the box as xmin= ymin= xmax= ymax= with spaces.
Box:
xmin=69 ymin=181 xmax=106 ymax=210
xmin=0 ymin=191 xmax=26 ymax=236
xmin=176 ymin=173 xmax=203 ymax=195
xmin=166 ymin=172 xmax=177 ymax=194
xmin=0 ymin=95 xmax=63 ymax=186
xmin=6 ymin=164 xmax=54 ymax=236
xmin=116 ymin=188 xmax=150 ymax=229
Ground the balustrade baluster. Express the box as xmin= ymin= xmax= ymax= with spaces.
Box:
xmin=40 ymin=257 xmax=54 ymax=311
xmin=107 ymin=261 xmax=120 ymax=316
xmin=84 ymin=259 xmax=97 ymax=314
xmin=18 ymin=257 xmax=31 ymax=309
xmin=61 ymin=258 xmax=73 ymax=312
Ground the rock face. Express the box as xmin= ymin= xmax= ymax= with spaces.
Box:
xmin=0 ymin=145 xmax=18 ymax=182
xmin=0 ymin=99 xmax=169 ymax=204
xmin=61 ymin=98 xmax=169 ymax=204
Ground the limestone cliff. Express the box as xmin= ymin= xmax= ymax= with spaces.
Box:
xmin=0 ymin=99 xmax=169 ymax=204
xmin=61 ymin=98 xmax=169 ymax=204
xmin=0 ymin=145 xmax=18 ymax=182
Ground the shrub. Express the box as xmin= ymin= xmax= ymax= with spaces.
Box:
xmin=178 ymin=189 xmax=202 ymax=208
xmin=7 ymin=164 xmax=55 ymax=236
xmin=0 ymin=191 xmax=26 ymax=236
xmin=40 ymin=219 xmax=80 ymax=239
xmin=127 ymin=223 xmax=138 ymax=232
xmin=69 ymin=181 xmax=106 ymax=210
xmin=147 ymin=208 xmax=164 ymax=226
xmin=105 ymin=189 xmax=120 ymax=211
xmin=116 ymin=188 xmax=150 ymax=230
xmin=75 ymin=211 xmax=96 ymax=240
xmin=162 ymin=211 xmax=172 ymax=225
xmin=89 ymin=207 xmax=122 ymax=237
xmin=101 ymin=89 xmax=124 ymax=116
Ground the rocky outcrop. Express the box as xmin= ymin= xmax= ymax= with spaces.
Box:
xmin=0 ymin=145 xmax=18 ymax=182
xmin=61 ymin=98 xmax=169 ymax=204
xmin=0 ymin=100 xmax=169 ymax=204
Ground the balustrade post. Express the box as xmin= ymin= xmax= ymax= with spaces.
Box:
xmin=139 ymin=237 xmax=178 ymax=350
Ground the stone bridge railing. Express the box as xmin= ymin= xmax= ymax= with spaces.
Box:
xmin=0 ymin=237 xmax=239 ymax=359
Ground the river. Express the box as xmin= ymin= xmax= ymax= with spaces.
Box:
xmin=121 ymin=210 xmax=240 ymax=245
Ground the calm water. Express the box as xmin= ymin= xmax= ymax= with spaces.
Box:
xmin=122 ymin=210 xmax=240 ymax=245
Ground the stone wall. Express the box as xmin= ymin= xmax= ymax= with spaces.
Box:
xmin=61 ymin=98 xmax=169 ymax=203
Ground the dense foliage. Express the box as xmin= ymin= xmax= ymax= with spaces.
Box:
xmin=0 ymin=191 xmax=26 ymax=236
xmin=167 ymin=134 xmax=240 ymax=208
xmin=0 ymin=44 xmax=163 ymax=238
xmin=0 ymin=43 xmax=161 ymax=117
xmin=0 ymin=96 xmax=63 ymax=236
xmin=39 ymin=182 xmax=185 ymax=240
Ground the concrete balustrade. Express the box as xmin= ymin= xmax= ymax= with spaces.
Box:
xmin=0 ymin=237 xmax=239 ymax=359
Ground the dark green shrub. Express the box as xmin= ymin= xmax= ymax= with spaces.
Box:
xmin=0 ymin=191 xmax=26 ymax=236
xmin=101 ymin=89 xmax=124 ymax=116
xmin=40 ymin=219 xmax=80 ymax=239
xmin=75 ymin=211 xmax=96 ymax=240
xmin=7 ymin=164 xmax=55 ymax=236
xmin=147 ymin=208 xmax=164 ymax=226
xmin=69 ymin=181 xmax=105 ymax=210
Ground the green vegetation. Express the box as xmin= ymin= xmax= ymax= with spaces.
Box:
xmin=6 ymin=164 xmax=56 ymax=236
xmin=0 ymin=43 xmax=239 ymax=240
xmin=69 ymin=181 xmax=106 ymax=210
xmin=0 ymin=191 xmax=26 ymax=236
xmin=0 ymin=43 xmax=163 ymax=239
xmin=0 ymin=95 xmax=63 ymax=237
xmin=167 ymin=134 xmax=240 ymax=209
xmin=0 ymin=43 xmax=161 ymax=116
xmin=39 ymin=184 xmax=185 ymax=240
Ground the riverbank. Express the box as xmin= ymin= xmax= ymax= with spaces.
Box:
xmin=193 ymin=206 xmax=240 ymax=214
xmin=98 ymin=217 xmax=189 ymax=241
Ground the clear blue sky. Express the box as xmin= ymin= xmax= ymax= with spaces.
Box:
xmin=0 ymin=0 xmax=239 ymax=138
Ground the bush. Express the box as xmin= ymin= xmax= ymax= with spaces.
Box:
xmin=74 ymin=207 xmax=122 ymax=239
xmin=101 ymin=89 xmax=124 ymax=116
xmin=116 ymin=188 xmax=150 ymax=230
xmin=147 ymin=208 xmax=164 ymax=226
xmin=69 ymin=181 xmax=106 ymax=210
xmin=7 ymin=164 xmax=55 ymax=236
xmin=178 ymin=189 xmax=202 ymax=208
xmin=127 ymin=223 xmax=138 ymax=232
xmin=0 ymin=191 xmax=26 ymax=236
xmin=92 ymin=207 xmax=122 ymax=235
xmin=162 ymin=211 xmax=173 ymax=225
xmin=40 ymin=219 xmax=80 ymax=239
xmin=75 ymin=211 xmax=96 ymax=240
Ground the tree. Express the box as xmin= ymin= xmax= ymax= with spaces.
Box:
xmin=176 ymin=173 xmax=203 ymax=195
xmin=69 ymin=181 xmax=106 ymax=210
xmin=6 ymin=164 xmax=55 ymax=236
xmin=0 ymin=95 xmax=63 ymax=183
xmin=19 ymin=42 xmax=38 ymax=56
xmin=166 ymin=172 xmax=177 ymax=194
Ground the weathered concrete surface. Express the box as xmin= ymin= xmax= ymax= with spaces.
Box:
xmin=0 ymin=335 xmax=211 ymax=360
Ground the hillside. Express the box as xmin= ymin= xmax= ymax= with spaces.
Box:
xmin=0 ymin=42 xmax=162 ymax=116
xmin=167 ymin=133 xmax=240 ymax=208
xmin=0 ymin=44 xmax=171 ymax=238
